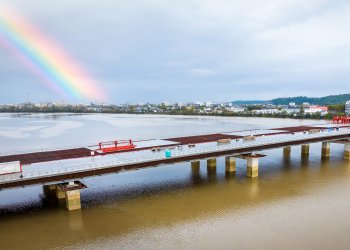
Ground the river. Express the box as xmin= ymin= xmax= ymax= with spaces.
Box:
xmin=0 ymin=113 xmax=349 ymax=249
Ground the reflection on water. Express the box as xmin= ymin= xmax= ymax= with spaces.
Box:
xmin=1 ymin=114 xmax=350 ymax=249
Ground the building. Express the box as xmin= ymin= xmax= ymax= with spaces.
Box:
xmin=205 ymin=101 xmax=213 ymax=107
xmin=304 ymin=105 xmax=328 ymax=115
xmin=284 ymin=108 xmax=299 ymax=114
xmin=253 ymin=109 xmax=280 ymax=114
xmin=228 ymin=106 xmax=245 ymax=113
xmin=346 ymin=100 xmax=350 ymax=115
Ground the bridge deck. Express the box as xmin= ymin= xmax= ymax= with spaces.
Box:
xmin=0 ymin=124 xmax=349 ymax=189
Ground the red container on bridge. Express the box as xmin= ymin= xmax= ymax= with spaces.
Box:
xmin=98 ymin=139 xmax=136 ymax=153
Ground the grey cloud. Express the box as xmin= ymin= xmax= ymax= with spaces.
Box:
xmin=0 ymin=0 xmax=350 ymax=103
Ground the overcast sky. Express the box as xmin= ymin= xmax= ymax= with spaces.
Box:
xmin=0 ymin=0 xmax=350 ymax=103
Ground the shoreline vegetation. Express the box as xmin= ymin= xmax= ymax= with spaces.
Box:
xmin=0 ymin=104 xmax=346 ymax=120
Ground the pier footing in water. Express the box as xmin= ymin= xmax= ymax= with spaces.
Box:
xmin=43 ymin=181 xmax=86 ymax=211
xmin=301 ymin=144 xmax=310 ymax=156
xmin=225 ymin=156 xmax=236 ymax=173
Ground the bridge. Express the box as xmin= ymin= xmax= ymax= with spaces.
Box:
xmin=1 ymin=124 xmax=350 ymax=210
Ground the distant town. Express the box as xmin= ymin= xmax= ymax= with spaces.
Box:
xmin=1 ymin=99 xmax=350 ymax=120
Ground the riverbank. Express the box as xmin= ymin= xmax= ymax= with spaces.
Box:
xmin=0 ymin=109 xmax=334 ymax=120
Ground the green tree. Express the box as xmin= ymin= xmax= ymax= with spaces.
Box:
xmin=299 ymin=104 xmax=305 ymax=115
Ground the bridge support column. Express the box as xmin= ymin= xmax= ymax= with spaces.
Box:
xmin=191 ymin=160 xmax=200 ymax=177
xmin=191 ymin=160 xmax=200 ymax=168
xmin=56 ymin=185 xmax=66 ymax=200
xmin=246 ymin=157 xmax=259 ymax=178
xmin=65 ymin=190 xmax=82 ymax=211
xmin=53 ymin=181 xmax=87 ymax=211
xmin=207 ymin=158 xmax=216 ymax=168
xmin=301 ymin=144 xmax=310 ymax=156
xmin=43 ymin=184 xmax=57 ymax=198
xmin=345 ymin=143 xmax=350 ymax=160
xmin=322 ymin=142 xmax=331 ymax=158
xmin=225 ymin=156 xmax=236 ymax=173
xmin=283 ymin=146 xmax=291 ymax=157
xmin=207 ymin=158 xmax=216 ymax=176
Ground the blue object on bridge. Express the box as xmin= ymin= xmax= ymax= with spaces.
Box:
xmin=328 ymin=127 xmax=332 ymax=132
xmin=165 ymin=149 xmax=172 ymax=158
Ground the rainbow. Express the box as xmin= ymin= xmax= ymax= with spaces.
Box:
xmin=0 ymin=7 xmax=106 ymax=101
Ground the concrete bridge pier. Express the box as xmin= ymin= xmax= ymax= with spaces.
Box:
xmin=207 ymin=158 xmax=217 ymax=177
xmin=65 ymin=189 xmax=82 ymax=211
xmin=345 ymin=143 xmax=350 ymax=160
xmin=191 ymin=160 xmax=200 ymax=177
xmin=207 ymin=158 xmax=216 ymax=169
xmin=225 ymin=156 xmax=236 ymax=173
xmin=56 ymin=185 xmax=66 ymax=200
xmin=191 ymin=160 xmax=200 ymax=168
xmin=283 ymin=146 xmax=291 ymax=157
xmin=246 ymin=157 xmax=259 ymax=178
xmin=301 ymin=144 xmax=310 ymax=156
xmin=43 ymin=181 xmax=86 ymax=211
xmin=43 ymin=184 xmax=57 ymax=198
xmin=322 ymin=142 xmax=331 ymax=158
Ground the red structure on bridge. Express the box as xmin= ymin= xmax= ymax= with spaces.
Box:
xmin=98 ymin=139 xmax=136 ymax=153
xmin=333 ymin=116 xmax=350 ymax=124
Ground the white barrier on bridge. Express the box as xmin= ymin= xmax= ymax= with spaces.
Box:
xmin=0 ymin=161 xmax=22 ymax=175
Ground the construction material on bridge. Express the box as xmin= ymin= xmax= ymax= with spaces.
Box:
xmin=165 ymin=149 xmax=172 ymax=158
xmin=309 ymin=129 xmax=321 ymax=134
xmin=217 ymin=138 xmax=232 ymax=144
xmin=167 ymin=133 xmax=241 ymax=144
xmin=243 ymin=135 xmax=256 ymax=141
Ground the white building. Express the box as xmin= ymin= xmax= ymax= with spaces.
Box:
xmin=304 ymin=105 xmax=328 ymax=116
xmin=253 ymin=109 xmax=280 ymax=114
xmin=205 ymin=101 xmax=213 ymax=107
xmin=228 ymin=106 xmax=245 ymax=113
xmin=284 ymin=108 xmax=299 ymax=114
xmin=346 ymin=100 xmax=350 ymax=115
